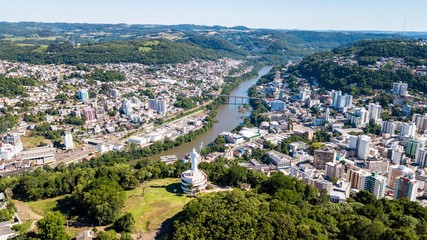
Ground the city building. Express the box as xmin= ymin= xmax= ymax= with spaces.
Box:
xmin=181 ymin=148 xmax=208 ymax=193
xmin=367 ymin=102 xmax=382 ymax=122
xmin=392 ymin=81 xmax=408 ymax=96
xmin=406 ymin=137 xmax=425 ymax=158
xmin=414 ymin=147 xmax=427 ymax=169
xmin=267 ymin=150 xmax=293 ymax=169
xmin=348 ymin=168 xmax=371 ymax=189
xmin=270 ymin=100 xmax=286 ymax=111
xmin=63 ymin=131 xmax=74 ymax=150
xmin=360 ymin=172 xmax=387 ymax=199
xmin=387 ymin=165 xmax=413 ymax=188
xmin=313 ymin=149 xmax=336 ymax=169
xmin=299 ymin=88 xmax=311 ymax=102
xmin=325 ymin=161 xmax=344 ymax=179
xmin=357 ymin=135 xmax=371 ymax=160
xmin=78 ymin=89 xmax=89 ymax=101
xmin=83 ymin=107 xmax=96 ymax=123
xmin=394 ymin=175 xmax=418 ymax=201
xmin=148 ymin=96 xmax=168 ymax=115
xmin=330 ymin=90 xmax=353 ymax=112
xmin=413 ymin=113 xmax=427 ymax=133
xmin=400 ymin=122 xmax=417 ymax=139
xmin=381 ymin=120 xmax=398 ymax=135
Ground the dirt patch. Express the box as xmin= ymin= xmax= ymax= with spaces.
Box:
xmin=14 ymin=200 xmax=43 ymax=222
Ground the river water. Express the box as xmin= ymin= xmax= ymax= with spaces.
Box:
xmin=148 ymin=66 xmax=273 ymax=160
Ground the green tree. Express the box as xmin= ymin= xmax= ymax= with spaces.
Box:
xmin=36 ymin=212 xmax=69 ymax=240
xmin=114 ymin=213 xmax=135 ymax=233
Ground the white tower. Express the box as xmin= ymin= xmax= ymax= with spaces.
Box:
xmin=181 ymin=148 xmax=208 ymax=193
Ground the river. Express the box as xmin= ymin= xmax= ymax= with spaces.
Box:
xmin=148 ymin=66 xmax=273 ymax=160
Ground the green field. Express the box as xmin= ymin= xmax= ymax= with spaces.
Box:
xmin=138 ymin=47 xmax=152 ymax=53
xmin=124 ymin=178 xmax=192 ymax=232
xmin=21 ymin=135 xmax=51 ymax=149
xmin=23 ymin=178 xmax=191 ymax=234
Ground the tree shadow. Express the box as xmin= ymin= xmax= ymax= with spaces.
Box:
xmin=165 ymin=183 xmax=183 ymax=194
xmin=52 ymin=196 xmax=95 ymax=228
xmin=149 ymin=183 xmax=183 ymax=195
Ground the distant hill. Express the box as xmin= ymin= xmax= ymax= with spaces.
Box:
xmin=294 ymin=39 xmax=427 ymax=95
xmin=0 ymin=39 xmax=220 ymax=65
xmin=0 ymin=22 xmax=422 ymax=64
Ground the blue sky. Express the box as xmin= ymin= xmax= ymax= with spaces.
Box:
xmin=1 ymin=0 xmax=426 ymax=31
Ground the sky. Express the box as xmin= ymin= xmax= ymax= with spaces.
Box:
xmin=1 ymin=0 xmax=426 ymax=31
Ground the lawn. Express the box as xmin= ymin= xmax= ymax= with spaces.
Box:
xmin=23 ymin=178 xmax=192 ymax=234
xmin=124 ymin=178 xmax=192 ymax=232
xmin=27 ymin=195 xmax=68 ymax=216
xmin=21 ymin=135 xmax=51 ymax=149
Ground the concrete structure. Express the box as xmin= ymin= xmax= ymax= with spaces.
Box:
xmin=394 ymin=175 xmax=418 ymax=201
xmin=148 ymin=96 xmax=168 ymax=115
xmin=388 ymin=165 xmax=413 ymax=188
xmin=78 ymin=89 xmax=89 ymax=101
xmin=413 ymin=113 xmax=427 ymax=133
xmin=270 ymin=100 xmax=286 ymax=111
xmin=400 ymin=122 xmax=417 ymax=139
xmin=325 ymin=162 xmax=344 ymax=179
xmin=20 ymin=147 xmax=55 ymax=165
xmin=83 ymin=107 xmax=96 ymax=123
xmin=367 ymin=102 xmax=382 ymax=122
xmin=392 ymin=81 xmax=408 ymax=96
xmin=357 ymin=135 xmax=371 ymax=160
xmin=181 ymin=148 xmax=207 ymax=193
xmin=348 ymin=168 xmax=371 ymax=189
xmin=381 ymin=120 xmax=398 ymax=135
xmin=267 ymin=150 xmax=292 ymax=169
xmin=406 ymin=137 xmax=424 ymax=158
xmin=313 ymin=149 xmax=336 ymax=170
xmin=360 ymin=172 xmax=387 ymax=199
xmin=414 ymin=147 xmax=427 ymax=169
xmin=63 ymin=131 xmax=74 ymax=150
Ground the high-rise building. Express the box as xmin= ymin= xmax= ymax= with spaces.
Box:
xmin=351 ymin=107 xmax=369 ymax=127
xmin=78 ymin=89 xmax=89 ymax=101
xmin=367 ymin=102 xmax=383 ymax=122
xmin=413 ymin=113 xmax=427 ymax=133
xmin=394 ymin=175 xmax=418 ymax=201
xmin=325 ymin=107 xmax=330 ymax=122
xmin=348 ymin=168 xmax=370 ymax=189
xmin=400 ymin=122 xmax=417 ymax=139
xmin=387 ymin=165 xmax=413 ymax=188
xmin=325 ymin=162 xmax=345 ymax=179
xmin=122 ymin=99 xmax=134 ymax=117
xmin=330 ymin=90 xmax=353 ymax=112
xmin=313 ymin=149 xmax=336 ymax=169
xmin=392 ymin=81 xmax=408 ymax=96
xmin=357 ymin=135 xmax=371 ymax=160
xmin=414 ymin=147 xmax=427 ymax=169
xmin=381 ymin=120 xmax=397 ymax=135
xmin=360 ymin=172 xmax=387 ymax=199
xmin=348 ymin=135 xmax=371 ymax=160
xmin=330 ymin=90 xmax=341 ymax=106
xmin=148 ymin=97 xmax=168 ymax=115
xmin=83 ymin=107 xmax=96 ymax=123
xmin=299 ymin=88 xmax=311 ymax=102
xmin=63 ymin=131 xmax=74 ymax=150
xmin=406 ymin=137 xmax=425 ymax=158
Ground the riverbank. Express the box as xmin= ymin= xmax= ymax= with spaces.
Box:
xmin=146 ymin=65 xmax=273 ymax=160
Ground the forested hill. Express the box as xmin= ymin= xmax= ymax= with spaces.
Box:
xmin=167 ymin=173 xmax=427 ymax=239
xmin=295 ymin=40 xmax=427 ymax=95
xmin=0 ymin=21 xmax=414 ymax=65
xmin=0 ymin=39 xmax=221 ymax=65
